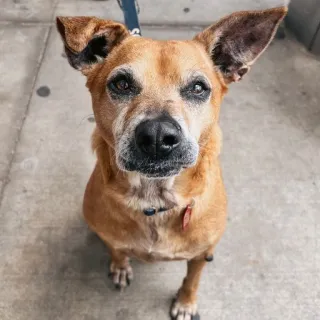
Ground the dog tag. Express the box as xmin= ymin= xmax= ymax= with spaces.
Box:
xmin=182 ymin=199 xmax=195 ymax=231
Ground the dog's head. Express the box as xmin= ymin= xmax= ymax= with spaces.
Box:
xmin=56 ymin=7 xmax=286 ymax=179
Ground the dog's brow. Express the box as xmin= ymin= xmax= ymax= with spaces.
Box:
xmin=187 ymin=60 xmax=210 ymax=73
xmin=107 ymin=64 xmax=133 ymax=81
xmin=184 ymin=69 xmax=211 ymax=86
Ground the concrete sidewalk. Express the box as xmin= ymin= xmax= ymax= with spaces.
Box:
xmin=0 ymin=1 xmax=319 ymax=319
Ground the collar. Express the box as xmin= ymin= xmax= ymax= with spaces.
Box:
xmin=143 ymin=199 xmax=195 ymax=216
xmin=143 ymin=206 xmax=170 ymax=216
xmin=143 ymin=199 xmax=195 ymax=231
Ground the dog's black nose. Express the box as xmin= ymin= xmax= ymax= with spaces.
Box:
xmin=135 ymin=118 xmax=182 ymax=158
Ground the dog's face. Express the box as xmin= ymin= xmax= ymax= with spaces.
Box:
xmin=90 ymin=37 xmax=223 ymax=178
xmin=56 ymin=7 xmax=286 ymax=178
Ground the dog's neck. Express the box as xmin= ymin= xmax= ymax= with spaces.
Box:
xmin=127 ymin=173 xmax=178 ymax=212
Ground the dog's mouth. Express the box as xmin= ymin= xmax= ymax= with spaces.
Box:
xmin=120 ymin=158 xmax=189 ymax=178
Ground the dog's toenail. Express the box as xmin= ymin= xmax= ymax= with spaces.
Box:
xmin=115 ymin=283 xmax=122 ymax=290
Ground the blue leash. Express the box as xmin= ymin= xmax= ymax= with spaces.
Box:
xmin=117 ymin=0 xmax=141 ymax=36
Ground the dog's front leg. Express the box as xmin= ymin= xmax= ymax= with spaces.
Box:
xmin=108 ymin=249 xmax=133 ymax=290
xmin=171 ymin=258 xmax=208 ymax=320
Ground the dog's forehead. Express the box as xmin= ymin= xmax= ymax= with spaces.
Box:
xmin=109 ymin=37 xmax=214 ymax=81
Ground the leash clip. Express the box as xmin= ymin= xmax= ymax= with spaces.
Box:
xmin=130 ymin=28 xmax=141 ymax=36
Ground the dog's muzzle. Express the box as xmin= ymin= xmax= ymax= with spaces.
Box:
xmin=120 ymin=115 xmax=198 ymax=178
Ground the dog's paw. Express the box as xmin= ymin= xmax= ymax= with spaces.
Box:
xmin=170 ymin=299 xmax=200 ymax=320
xmin=108 ymin=261 xmax=133 ymax=290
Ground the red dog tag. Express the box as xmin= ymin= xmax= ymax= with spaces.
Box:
xmin=182 ymin=199 xmax=195 ymax=231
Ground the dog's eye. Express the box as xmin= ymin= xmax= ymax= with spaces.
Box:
xmin=108 ymin=74 xmax=137 ymax=95
xmin=107 ymin=71 xmax=141 ymax=99
xmin=192 ymin=82 xmax=206 ymax=95
xmin=180 ymin=79 xmax=211 ymax=103
xmin=112 ymin=78 xmax=130 ymax=92
xmin=115 ymin=79 xmax=130 ymax=91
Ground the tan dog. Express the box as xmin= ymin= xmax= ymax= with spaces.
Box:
xmin=56 ymin=7 xmax=286 ymax=319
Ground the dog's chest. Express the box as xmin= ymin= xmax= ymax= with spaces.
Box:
xmin=113 ymin=175 xmax=210 ymax=260
xmin=113 ymin=212 xmax=209 ymax=262
xmin=141 ymin=226 xmax=205 ymax=261
xmin=114 ymin=228 xmax=202 ymax=261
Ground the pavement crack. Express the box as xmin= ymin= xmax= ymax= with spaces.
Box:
xmin=0 ymin=25 xmax=53 ymax=210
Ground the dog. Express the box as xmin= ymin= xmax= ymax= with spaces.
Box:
xmin=56 ymin=7 xmax=287 ymax=319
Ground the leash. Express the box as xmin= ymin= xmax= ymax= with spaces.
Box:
xmin=117 ymin=0 xmax=141 ymax=36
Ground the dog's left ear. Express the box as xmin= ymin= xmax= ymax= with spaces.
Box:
xmin=56 ymin=16 xmax=129 ymax=74
xmin=194 ymin=7 xmax=287 ymax=83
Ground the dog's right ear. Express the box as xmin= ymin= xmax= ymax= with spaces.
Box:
xmin=56 ymin=16 xmax=129 ymax=74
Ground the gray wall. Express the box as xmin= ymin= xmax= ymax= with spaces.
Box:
xmin=286 ymin=0 xmax=320 ymax=54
